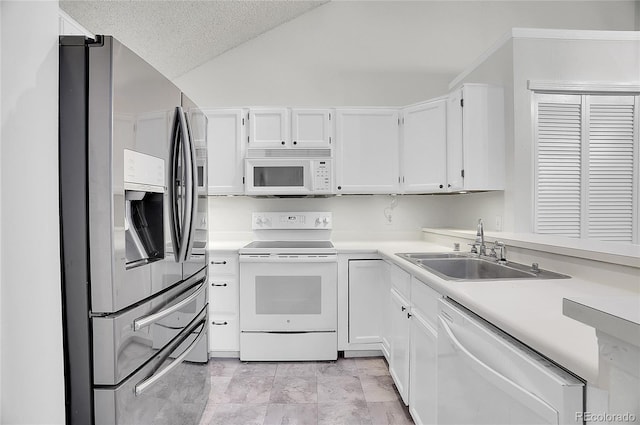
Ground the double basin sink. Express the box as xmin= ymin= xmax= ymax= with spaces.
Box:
xmin=396 ymin=252 xmax=569 ymax=281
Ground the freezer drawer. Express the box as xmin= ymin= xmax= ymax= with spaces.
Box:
xmin=94 ymin=307 xmax=209 ymax=425
xmin=437 ymin=298 xmax=584 ymax=425
xmin=93 ymin=268 xmax=207 ymax=385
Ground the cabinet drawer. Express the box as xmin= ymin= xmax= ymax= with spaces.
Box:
xmin=209 ymin=255 xmax=238 ymax=275
xmin=410 ymin=276 xmax=441 ymax=328
xmin=209 ymin=313 xmax=239 ymax=351
xmin=209 ymin=277 xmax=238 ymax=314
xmin=390 ymin=264 xmax=411 ymax=300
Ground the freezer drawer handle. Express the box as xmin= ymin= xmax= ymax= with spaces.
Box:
xmin=211 ymin=283 xmax=228 ymax=287
xmin=438 ymin=316 xmax=559 ymax=424
xmin=133 ymin=280 xmax=205 ymax=331
xmin=211 ymin=321 xmax=228 ymax=325
xmin=211 ymin=261 xmax=227 ymax=265
xmin=134 ymin=318 xmax=206 ymax=396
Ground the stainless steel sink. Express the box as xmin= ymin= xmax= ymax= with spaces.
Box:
xmin=396 ymin=253 xmax=569 ymax=281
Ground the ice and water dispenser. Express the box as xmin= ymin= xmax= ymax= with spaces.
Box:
xmin=123 ymin=149 xmax=165 ymax=268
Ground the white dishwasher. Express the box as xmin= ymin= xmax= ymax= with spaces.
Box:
xmin=437 ymin=298 xmax=584 ymax=425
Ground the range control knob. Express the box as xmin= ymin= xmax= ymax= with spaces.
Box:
xmin=256 ymin=217 xmax=265 ymax=226
xmin=322 ymin=217 xmax=330 ymax=226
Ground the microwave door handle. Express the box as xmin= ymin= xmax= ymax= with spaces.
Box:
xmin=169 ymin=107 xmax=183 ymax=262
xmin=183 ymin=113 xmax=198 ymax=260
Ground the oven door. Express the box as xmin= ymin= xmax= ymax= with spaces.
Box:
xmin=239 ymin=255 xmax=337 ymax=331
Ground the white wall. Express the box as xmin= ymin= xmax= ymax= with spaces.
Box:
xmin=177 ymin=1 xmax=637 ymax=233
xmin=209 ymin=194 xmax=455 ymax=241
xmin=0 ymin=2 xmax=66 ymax=424
xmin=176 ymin=1 xmax=636 ymax=108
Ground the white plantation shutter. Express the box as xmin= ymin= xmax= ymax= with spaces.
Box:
xmin=534 ymin=94 xmax=583 ymax=238
xmin=534 ymin=93 xmax=639 ymax=244
xmin=586 ymin=97 xmax=637 ymax=242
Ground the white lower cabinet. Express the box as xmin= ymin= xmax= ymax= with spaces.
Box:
xmin=348 ymin=260 xmax=385 ymax=345
xmin=208 ymin=253 xmax=240 ymax=354
xmin=409 ymin=309 xmax=438 ymax=425
xmin=389 ymin=287 xmax=411 ymax=405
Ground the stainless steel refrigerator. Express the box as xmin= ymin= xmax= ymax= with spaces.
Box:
xmin=59 ymin=35 xmax=209 ymax=425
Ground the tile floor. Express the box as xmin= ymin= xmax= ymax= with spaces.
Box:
xmin=198 ymin=357 xmax=414 ymax=425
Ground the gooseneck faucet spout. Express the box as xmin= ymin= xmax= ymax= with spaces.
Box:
xmin=474 ymin=219 xmax=486 ymax=256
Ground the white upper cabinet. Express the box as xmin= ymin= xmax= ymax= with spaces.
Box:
xmin=206 ymin=109 xmax=246 ymax=195
xmin=401 ymin=98 xmax=448 ymax=193
xmin=249 ymin=108 xmax=332 ymax=149
xmin=291 ymin=109 xmax=332 ymax=148
xmin=248 ymin=108 xmax=289 ymax=148
xmin=447 ymin=84 xmax=505 ymax=191
xmin=335 ymin=109 xmax=400 ymax=194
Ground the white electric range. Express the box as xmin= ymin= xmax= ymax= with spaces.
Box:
xmin=238 ymin=212 xmax=338 ymax=361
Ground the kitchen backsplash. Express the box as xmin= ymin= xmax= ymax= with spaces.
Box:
xmin=208 ymin=191 xmax=505 ymax=240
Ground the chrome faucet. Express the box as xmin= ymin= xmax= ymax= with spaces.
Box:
xmin=470 ymin=219 xmax=486 ymax=255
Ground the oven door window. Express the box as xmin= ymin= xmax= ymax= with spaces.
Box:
xmin=253 ymin=166 xmax=304 ymax=187
xmin=255 ymin=276 xmax=321 ymax=314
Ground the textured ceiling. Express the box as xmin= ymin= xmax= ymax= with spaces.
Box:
xmin=60 ymin=0 xmax=328 ymax=79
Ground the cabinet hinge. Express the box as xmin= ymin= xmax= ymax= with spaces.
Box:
xmin=461 ymin=169 xmax=465 ymax=178
xmin=329 ymin=113 xmax=331 ymax=120
xmin=398 ymin=118 xmax=400 ymax=126
xmin=460 ymin=98 xmax=464 ymax=108
xmin=247 ymin=136 xmax=250 ymax=143
xmin=242 ymin=118 xmax=245 ymax=125
xmin=402 ymin=117 xmax=405 ymax=125
xmin=329 ymin=136 xmax=332 ymax=144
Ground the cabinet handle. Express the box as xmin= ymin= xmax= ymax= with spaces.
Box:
xmin=211 ymin=283 xmax=228 ymax=287
xmin=293 ymin=141 xmax=297 ymax=145
xmin=407 ymin=312 xmax=412 ymax=319
xmin=439 ymin=184 xmax=443 ymax=189
xmin=401 ymin=306 xmax=406 ymax=312
xmin=448 ymin=184 xmax=451 ymax=188
xmin=281 ymin=141 xmax=285 ymax=145
xmin=212 ymin=321 xmax=228 ymax=326
xmin=337 ymin=186 xmax=342 ymax=190
xmin=211 ymin=261 xmax=227 ymax=265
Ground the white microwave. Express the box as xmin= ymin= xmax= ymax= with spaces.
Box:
xmin=245 ymin=157 xmax=333 ymax=196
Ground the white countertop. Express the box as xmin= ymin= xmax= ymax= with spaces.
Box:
xmin=210 ymin=237 xmax=639 ymax=383
xmin=563 ymin=296 xmax=640 ymax=347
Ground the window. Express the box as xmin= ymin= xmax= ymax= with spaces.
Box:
xmin=533 ymin=92 xmax=639 ymax=244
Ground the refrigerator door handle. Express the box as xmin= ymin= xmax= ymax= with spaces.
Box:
xmin=183 ymin=112 xmax=199 ymax=260
xmin=134 ymin=314 xmax=206 ymax=396
xmin=438 ymin=316 xmax=559 ymax=424
xmin=133 ymin=279 xmax=206 ymax=331
xmin=169 ymin=106 xmax=193 ymax=262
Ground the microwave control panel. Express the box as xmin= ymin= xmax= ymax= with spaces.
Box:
xmin=313 ymin=160 xmax=332 ymax=192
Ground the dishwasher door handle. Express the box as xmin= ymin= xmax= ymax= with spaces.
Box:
xmin=438 ymin=316 xmax=559 ymax=424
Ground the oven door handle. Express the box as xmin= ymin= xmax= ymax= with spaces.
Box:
xmin=239 ymin=254 xmax=337 ymax=263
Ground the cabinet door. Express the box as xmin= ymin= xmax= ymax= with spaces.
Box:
xmin=335 ymin=109 xmax=400 ymax=194
xmin=446 ymin=89 xmax=464 ymax=191
xmin=409 ymin=310 xmax=437 ymax=425
xmin=348 ymin=260 xmax=384 ymax=345
xmin=390 ymin=288 xmax=410 ymax=405
xmin=402 ymin=99 xmax=448 ymax=193
xmin=447 ymin=84 xmax=505 ymax=191
xmin=291 ymin=109 xmax=332 ymax=149
xmin=380 ymin=262 xmax=392 ymax=360
xmin=206 ymin=109 xmax=246 ymax=194
xmin=249 ymin=108 xmax=289 ymax=148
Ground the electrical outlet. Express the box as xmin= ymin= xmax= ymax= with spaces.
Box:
xmin=495 ymin=215 xmax=503 ymax=231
